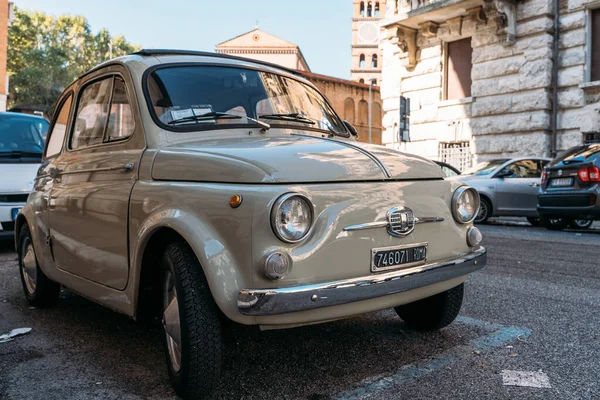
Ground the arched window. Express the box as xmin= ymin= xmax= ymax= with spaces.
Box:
xmin=373 ymin=102 xmax=382 ymax=124
xmin=358 ymin=100 xmax=368 ymax=124
xmin=359 ymin=54 xmax=365 ymax=68
xmin=371 ymin=78 xmax=377 ymax=86
xmin=344 ymin=98 xmax=355 ymax=122
xmin=375 ymin=2 xmax=380 ymax=17
xmin=360 ymin=1 xmax=365 ymax=16
xmin=359 ymin=78 xmax=365 ymax=83
xmin=372 ymin=54 xmax=378 ymax=68
xmin=367 ymin=2 xmax=373 ymax=17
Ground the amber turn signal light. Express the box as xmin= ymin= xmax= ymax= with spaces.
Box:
xmin=229 ymin=195 xmax=243 ymax=208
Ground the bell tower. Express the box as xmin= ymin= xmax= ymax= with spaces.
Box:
xmin=351 ymin=0 xmax=385 ymax=85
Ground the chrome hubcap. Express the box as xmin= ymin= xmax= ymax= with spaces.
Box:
xmin=21 ymin=239 xmax=37 ymax=294
xmin=163 ymin=269 xmax=182 ymax=373
xmin=574 ymin=220 xmax=592 ymax=228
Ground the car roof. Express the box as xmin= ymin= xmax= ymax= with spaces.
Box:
xmin=0 ymin=111 xmax=48 ymax=121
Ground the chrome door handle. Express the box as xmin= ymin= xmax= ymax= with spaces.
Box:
xmin=121 ymin=163 xmax=135 ymax=172
xmin=529 ymin=183 xmax=540 ymax=187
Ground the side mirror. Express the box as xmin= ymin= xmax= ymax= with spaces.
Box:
xmin=495 ymin=168 xmax=513 ymax=178
xmin=343 ymin=120 xmax=359 ymax=139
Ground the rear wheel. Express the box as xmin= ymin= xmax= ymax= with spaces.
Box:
xmin=17 ymin=225 xmax=60 ymax=308
xmin=161 ymin=241 xmax=222 ymax=399
xmin=394 ymin=284 xmax=464 ymax=331
xmin=540 ymin=216 xmax=569 ymax=231
xmin=568 ymin=219 xmax=593 ymax=230
xmin=526 ymin=217 xmax=541 ymax=227
xmin=475 ymin=197 xmax=492 ymax=224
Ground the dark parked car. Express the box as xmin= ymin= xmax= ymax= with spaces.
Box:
xmin=537 ymin=143 xmax=600 ymax=230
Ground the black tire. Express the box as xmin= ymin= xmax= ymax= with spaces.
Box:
xmin=17 ymin=225 xmax=60 ymax=308
xmin=540 ymin=216 xmax=568 ymax=231
xmin=475 ymin=197 xmax=491 ymax=224
xmin=160 ymin=241 xmax=223 ymax=399
xmin=394 ymin=284 xmax=464 ymax=331
xmin=526 ymin=217 xmax=541 ymax=227
xmin=568 ymin=219 xmax=593 ymax=230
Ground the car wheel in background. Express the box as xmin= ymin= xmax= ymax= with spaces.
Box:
xmin=568 ymin=219 xmax=593 ymax=230
xmin=161 ymin=241 xmax=223 ymax=398
xmin=394 ymin=283 xmax=464 ymax=331
xmin=526 ymin=217 xmax=541 ymax=227
xmin=17 ymin=225 xmax=60 ymax=308
xmin=475 ymin=197 xmax=491 ymax=224
xmin=540 ymin=216 xmax=569 ymax=231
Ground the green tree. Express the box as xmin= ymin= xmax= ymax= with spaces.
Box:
xmin=7 ymin=7 xmax=140 ymax=115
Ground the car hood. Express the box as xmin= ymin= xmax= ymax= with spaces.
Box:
xmin=151 ymin=134 xmax=444 ymax=183
xmin=0 ymin=163 xmax=38 ymax=193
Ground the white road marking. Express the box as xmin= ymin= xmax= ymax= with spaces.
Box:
xmin=501 ymin=370 xmax=551 ymax=388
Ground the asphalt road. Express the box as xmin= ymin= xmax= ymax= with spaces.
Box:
xmin=1 ymin=222 xmax=599 ymax=399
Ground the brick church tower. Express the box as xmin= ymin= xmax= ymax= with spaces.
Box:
xmin=351 ymin=0 xmax=385 ymax=86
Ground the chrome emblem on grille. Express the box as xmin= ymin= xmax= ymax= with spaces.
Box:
xmin=557 ymin=169 xmax=563 ymax=176
xmin=386 ymin=207 xmax=415 ymax=237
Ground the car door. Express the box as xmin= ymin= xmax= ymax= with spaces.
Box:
xmin=495 ymin=159 xmax=543 ymax=215
xmin=32 ymin=92 xmax=74 ymax=269
xmin=48 ymin=68 xmax=145 ymax=290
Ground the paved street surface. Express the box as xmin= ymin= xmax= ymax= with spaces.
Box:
xmin=1 ymin=222 xmax=599 ymax=399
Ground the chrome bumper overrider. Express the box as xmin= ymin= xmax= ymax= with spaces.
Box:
xmin=237 ymin=247 xmax=487 ymax=316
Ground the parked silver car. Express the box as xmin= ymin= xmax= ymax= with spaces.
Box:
xmin=449 ymin=157 xmax=551 ymax=224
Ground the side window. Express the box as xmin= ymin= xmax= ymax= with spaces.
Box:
xmin=504 ymin=160 xmax=541 ymax=178
xmin=71 ymin=77 xmax=113 ymax=149
xmin=45 ymin=95 xmax=73 ymax=158
xmin=106 ymin=77 xmax=135 ymax=141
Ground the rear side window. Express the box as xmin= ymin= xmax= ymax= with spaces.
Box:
xmin=71 ymin=76 xmax=135 ymax=149
xmin=46 ymin=94 xmax=73 ymax=158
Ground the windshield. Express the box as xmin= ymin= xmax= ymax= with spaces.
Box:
xmin=0 ymin=114 xmax=48 ymax=154
xmin=462 ymin=159 xmax=509 ymax=176
xmin=146 ymin=66 xmax=347 ymax=135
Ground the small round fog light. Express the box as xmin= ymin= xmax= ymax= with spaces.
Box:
xmin=467 ymin=227 xmax=483 ymax=247
xmin=262 ymin=252 xmax=292 ymax=280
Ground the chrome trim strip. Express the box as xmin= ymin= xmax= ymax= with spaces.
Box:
xmin=58 ymin=163 xmax=135 ymax=176
xmin=238 ymin=247 xmax=487 ymax=316
xmin=415 ymin=217 xmax=445 ymax=224
xmin=290 ymin=133 xmax=392 ymax=178
xmin=343 ymin=216 xmax=443 ymax=232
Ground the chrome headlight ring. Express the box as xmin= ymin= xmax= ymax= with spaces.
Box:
xmin=270 ymin=193 xmax=314 ymax=243
xmin=452 ymin=186 xmax=480 ymax=224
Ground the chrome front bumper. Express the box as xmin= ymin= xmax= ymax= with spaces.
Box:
xmin=237 ymin=247 xmax=486 ymax=316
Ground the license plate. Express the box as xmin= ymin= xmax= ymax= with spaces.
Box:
xmin=550 ymin=178 xmax=573 ymax=187
xmin=371 ymin=243 xmax=428 ymax=272
xmin=11 ymin=208 xmax=22 ymax=220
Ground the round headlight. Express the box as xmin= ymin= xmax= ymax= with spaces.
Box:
xmin=271 ymin=193 xmax=314 ymax=243
xmin=452 ymin=186 xmax=480 ymax=224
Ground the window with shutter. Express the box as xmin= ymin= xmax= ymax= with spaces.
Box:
xmin=445 ymin=38 xmax=473 ymax=100
xmin=592 ymin=9 xmax=600 ymax=82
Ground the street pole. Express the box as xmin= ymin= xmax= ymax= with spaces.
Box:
xmin=368 ymin=82 xmax=372 ymax=144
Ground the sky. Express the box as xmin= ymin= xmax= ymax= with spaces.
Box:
xmin=14 ymin=0 xmax=354 ymax=79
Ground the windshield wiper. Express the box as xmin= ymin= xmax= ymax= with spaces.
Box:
xmin=259 ymin=113 xmax=316 ymax=125
xmin=168 ymin=111 xmax=270 ymax=131
xmin=0 ymin=150 xmax=43 ymax=158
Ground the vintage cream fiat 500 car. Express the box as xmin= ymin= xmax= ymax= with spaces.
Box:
xmin=16 ymin=50 xmax=485 ymax=398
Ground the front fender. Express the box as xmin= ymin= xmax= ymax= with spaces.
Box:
xmin=128 ymin=182 xmax=255 ymax=324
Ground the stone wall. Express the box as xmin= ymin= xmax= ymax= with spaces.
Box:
xmin=380 ymin=0 xmax=600 ymax=164
xmin=301 ymin=71 xmax=383 ymax=144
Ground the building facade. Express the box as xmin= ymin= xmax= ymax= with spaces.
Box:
xmin=216 ymin=28 xmax=310 ymax=72
xmin=216 ymin=29 xmax=383 ymax=144
xmin=352 ymin=0 xmax=387 ymax=85
xmin=379 ymin=0 xmax=600 ymax=169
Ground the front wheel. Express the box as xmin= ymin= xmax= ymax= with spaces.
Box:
xmin=17 ymin=225 xmax=60 ymax=307
xmin=568 ymin=219 xmax=593 ymax=230
xmin=161 ymin=241 xmax=223 ymax=399
xmin=394 ymin=284 xmax=464 ymax=331
xmin=475 ymin=198 xmax=491 ymax=224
